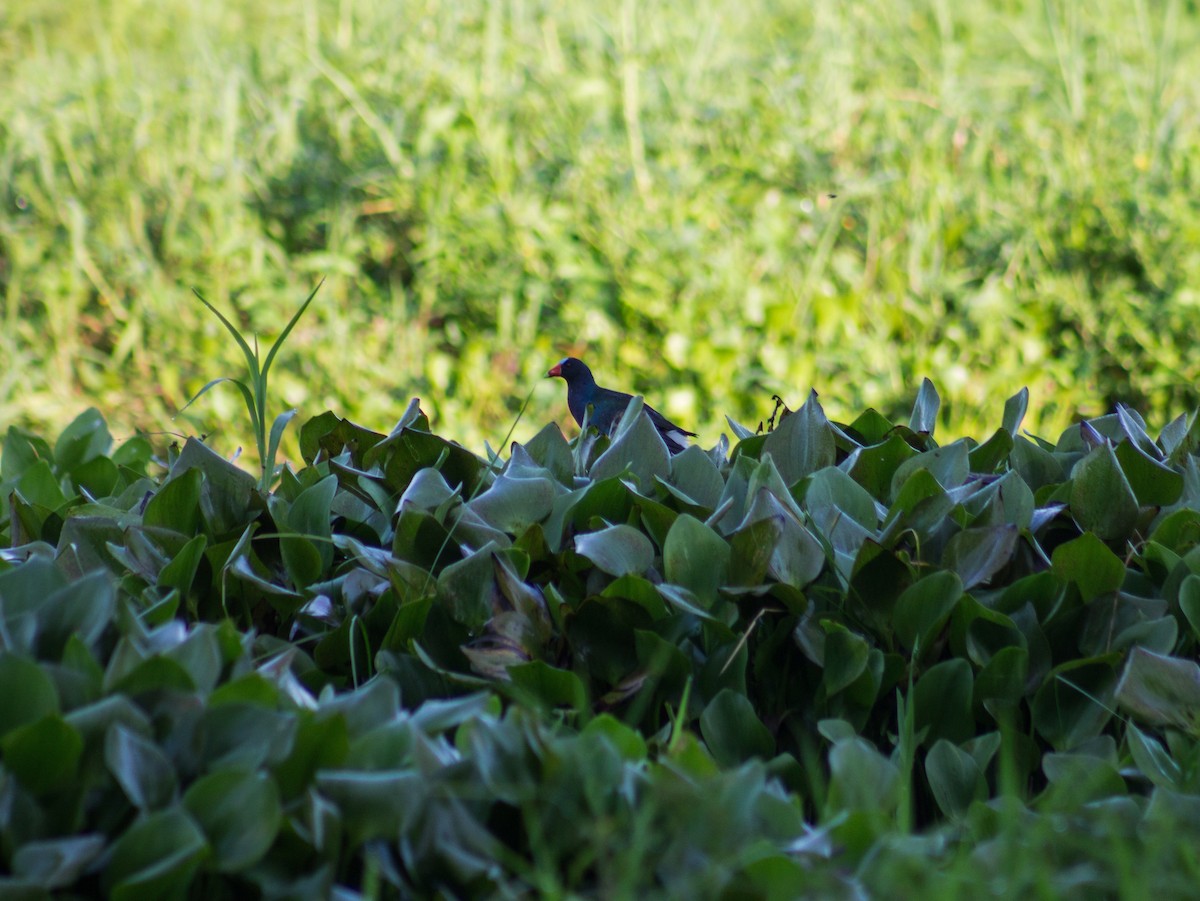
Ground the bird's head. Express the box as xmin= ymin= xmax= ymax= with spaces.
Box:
xmin=547 ymin=357 xmax=592 ymax=383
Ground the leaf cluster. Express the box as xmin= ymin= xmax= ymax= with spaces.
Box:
xmin=4 ymin=385 xmax=1200 ymax=896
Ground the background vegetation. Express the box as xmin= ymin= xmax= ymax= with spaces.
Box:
xmin=3 ymin=0 xmax=1200 ymax=461
xmin=5 ymin=389 xmax=1200 ymax=897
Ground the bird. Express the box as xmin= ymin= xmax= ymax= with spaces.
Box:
xmin=547 ymin=357 xmax=695 ymax=454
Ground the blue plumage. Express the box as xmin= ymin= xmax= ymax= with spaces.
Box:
xmin=547 ymin=357 xmax=695 ymax=454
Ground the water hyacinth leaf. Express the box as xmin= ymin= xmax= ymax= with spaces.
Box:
xmin=1001 ymin=387 xmax=1029 ymax=435
xmin=15 ymin=458 xmax=68 ymax=510
xmin=1125 ymin=723 xmax=1183 ymax=791
xmin=967 ymin=428 xmax=1014 ymax=475
xmin=1041 ymin=751 xmax=1126 ymax=809
xmin=582 ymin=713 xmax=648 ymax=761
xmin=729 ymin=514 xmax=781 ymax=587
xmin=467 ymin=472 xmax=558 ymax=536
xmin=914 ymin=659 xmax=974 ymax=745
xmin=589 ymin=408 xmax=671 ymax=488
xmin=942 ymin=525 xmax=1018 ymax=589
xmin=158 ymin=533 xmax=208 ymax=594
xmin=1181 ymin=575 xmax=1200 ymax=641
xmin=847 ymin=408 xmax=893 ymax=445
xmin=575 ymin=524 xmax=655 ymax=578
xmin=974 ymin=646 xmax=1030 ymax=709
xmin=925 ymin=739 xmax=985 ymax=820
xmin=202 ymin=704 xmax=298 ymax=770
xmin=37 ymin=570 xmax=117 ymax=660
xmin=53 ymin=408 xmax=112 ymax=474
xmin=1009 ymin=436 xmax=1065 ymax=492
xmin=805 ymin=466 xmax=878 ymax=531
xmin=908 ymin=379 xmax=940 ymax=435
xmin=102 ymin=806 xmax=209 ymax=899
xmin=12 ymin=835 xmax=106 ymax=889
xmin=827 ymin=737 xmax=900 ymax=813
xmin=1114 ymin=440 xmax=1184 ymax=507
xmin=891 ymin=441 xmax=969 ymax=497
xmin=1069 ymin=443 xmax=1139 ymax=541
xmin=1032 ymin=657 xmax=1118 ymax=749
xmin=1115 ymin=647 xmax=1200 ymax=732
xmin=894 ymin=570 xmax=963 ymax=654
xmin=1051 ymin=532 xmax=1125 ymax=600
xmin=668 ymin=445 xmax=725 ymax=510
xmin=520 ymin=422 xmax=574 ymax=485
xmin=761 ymin=391 xmax=836 ymax=487
xmin=183 ymin=770 xmax=282 ymax=872
xmin=298 ymin=411 xmax=387 ymax=468
xmin=842 ymin=433 xmax=918 ymax=503
xmin=143 ymin=467 xmax=203 ymax=535
xmin=316 ymin=770 xmax=424 ymax=843
xmin=0 ymin=653 xmax=59 ymax=738
xmin=506 ymin=660 xmax=588 ymax=711
xmin=106 ymin=724 xmax=179 ymax=811
xmin=1 ymin=715 xmax=83 ymax=795
xmin=699 ymin=688 xmax=775 ymax=766
xmin=663 ymin=514 xmax=730 ymax=608
xmin=437 ymin=546 xmax=500 ymax=630
xmin=821 ymin=623 xmax=870 ymax=695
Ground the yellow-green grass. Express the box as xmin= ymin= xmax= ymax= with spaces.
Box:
xmin=2 ymin=0 xmax=1199 ymax=469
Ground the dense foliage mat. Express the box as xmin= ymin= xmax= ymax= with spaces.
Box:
xmin=3 ymin=386 xmax=1200 ymax=898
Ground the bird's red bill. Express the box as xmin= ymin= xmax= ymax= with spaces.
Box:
xmin=547 ymin=364 xmax=563 ymax=378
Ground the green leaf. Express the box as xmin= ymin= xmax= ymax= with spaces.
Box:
xmin=158 ymin=534 xmax=208 ymax=594
xmin=914 ymin=659 xmax=974 ymax=745
xmin=908 ymin=378 xmax=940 ymax=434
xmin=1002 ymin=387 xmax=1030 ymax=435
xmin=827 ymin=737 xmax=900 ymax=813
xmin=844 ymin=434 xmax=920 ymax=502
xmin=762 ymin=390 xmax=836 ymax=486
xmin=663 ymin=514 xmax=731 ymax=608
xmin=925 ymin=739 xmax=985 ymax=820
xmin=53 ymin=408 xmax=112 ymax=473
xmin=1114 ymin=439 xmax=1184 ymax=507
xmin=589 ymin=405 xmax=671 ymax=488
xmin=891 ymin=441 xmax=969 ymax=495
xmin=143 ymin=467 xmax=203 ymax=535
xmin=699 ymin=688 xmax=775 ymax=766
xmin=668 ymin=445 xmax=725 ymax=509
xmin=0 ymin=653 xmax=59 ymax=738
xmin=805 ymin=466 xmax=878 ymax=531
xmin=942 ymin=525 xmax=1018 ymax=589
xmin=0 ymin=715 xmax=83 ymax=795
xmin=103 ymin=806 xmax=209 ymax=900
xmin=1126 ymin=723 xmax=1183 ymax=791
xmin=967 ymin=428 xmax=1015 ymax=474
xmin=1051 ymin=532 xmax=1126 ymax=600
xmin=575 ymin=524 xmax=655 ymax=578
xmin=507 ymin=660 xmax=588 ymax=711
xmin=38 ymin=570 xmax=116 ymax=660
xmin=12 ymin=835 xmax=105 ymax=889
xmin=521 ymin=422 xmax=575 ymax=485
xmin=468 ymin=471 xmax=558 ymax=535
xmin=894 ymin=570 xmax=963 ymax=654
xmin=1069 ymin=443 xmax=1139 ymax=541
xmin=1032 ymin=657 xmax=1118 ymax=749
xmin=821 ymin=623 xmax=870 ymax=695
xmin=974 ymin=646 xmax=1030 ymax=709
xmin=582 ymin=713 xmax=648 ymax=761
xmin=182 ymin=770 xmax=282 ymax=872
xmin=1180 ymin=575 xmax=1200 ymax=642
xmin=106 ymin=724 xmax=179 ymax=811
xmin=1115 ymin=647 xmax=1200 ymax=732
xmin=15 ymin=458 xmax=68 ymax=510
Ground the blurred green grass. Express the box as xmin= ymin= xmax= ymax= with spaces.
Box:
xmin=2 ymin=0 xmax=1198 ymax=462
